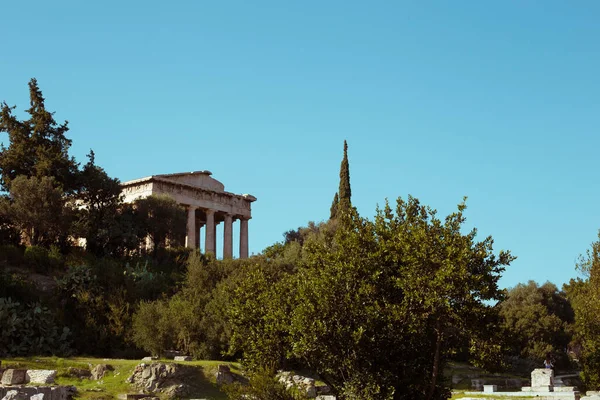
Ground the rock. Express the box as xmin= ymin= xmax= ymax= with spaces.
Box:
xmin=173 ymin=356 xmax=192 ymax=362
xmin=66 ymin=367 xmax=91 ymax=379
xmin=91 ymin=364 xmax=113 ymax=380
xmin=127 ymin=362 xmax=195 ymax=398
xmin=215 ymin=365 xmax=235 ymax=385
xmin=163 ymin=384 xmax=187 ymax=399
xmin=1 ymin=391 xmax=24 ymax=400
xmin=316 ymin=385 xmax=331 ymax=395
xmin=26 ymin=370 xmax=57 ymax=384
xmin=29 ymin=394 xmax=44 ymax=400
xmin=306 ymin=385 xmax=317 ymax=398
xmin=141 ymin=357 xmax=157 ymax=362
xmin=217 ymin=365 xmax=230 ymax=373
xmin=1 ymin=369 xmax=27 ymax=385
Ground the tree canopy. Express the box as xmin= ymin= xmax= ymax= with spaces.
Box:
xmin=0 ymin=78 xmax=79 ymax=192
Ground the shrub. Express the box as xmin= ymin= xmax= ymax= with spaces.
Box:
xmin=0 ymin=297 xmax=72 ymax=357
xmin=24 ymin=245 xmax=50 ymax=272
xmin=0 ymin=244 xmax=24 ymax=266
xmin=223 ymin=368 xmax=308 ymax=400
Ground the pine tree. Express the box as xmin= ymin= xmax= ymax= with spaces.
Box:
xmin=0 ymin=78 xmax=79 ymax=192
xmin=337 ymin=140 xmax=351 ymax=212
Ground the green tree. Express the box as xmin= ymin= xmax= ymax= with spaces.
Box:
xmin=498 ymin=280 xmax=573 ymax=370
xmin=229 ymin=196 xmax=513 ymax=400
xmin=74 ymin=150 xmax=123 ymax=256
xmin=0 ymin=78 xmax=79 ymax=192
xmin=134 ymin=195 xmax=186 ymax=255
xmin=329 ymin=140 xmax=352 ymax=218
xmin=0 ymin=175 xmax=72 ymax=246
xmin=568 ymin=233 xmax=600 ymax=389
xmin=338 ymin=140 xmax=351 ymax=207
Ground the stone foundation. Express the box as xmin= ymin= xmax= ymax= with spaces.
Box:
xmin=0 ymin=386 xmax=69 ymax=400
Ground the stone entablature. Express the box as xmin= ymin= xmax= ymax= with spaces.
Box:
xmin=121 ymin=171 xmax=256 ymax=259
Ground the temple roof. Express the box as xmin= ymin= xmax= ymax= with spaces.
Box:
xmin=121 ymin=171 xmax=256 ymax=202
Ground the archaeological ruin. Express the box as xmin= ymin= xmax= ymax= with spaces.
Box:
xmin=121 ymin=171 xmax=256 ymax=259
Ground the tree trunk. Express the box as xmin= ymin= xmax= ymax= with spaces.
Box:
xmin=426 ymin=319 xmax=443 ymax=400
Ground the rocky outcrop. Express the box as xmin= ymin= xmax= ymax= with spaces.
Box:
xmin=126 ymin=363 xmax=196 ymax=399
xmin=277 ymin=371 xmax=331 ymax=399
xmin=90 ymin=364 xmax=113 ymax=380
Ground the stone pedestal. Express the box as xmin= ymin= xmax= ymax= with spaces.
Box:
xmin=483 ymin=385 xmax=497 ymax=393
xmin=532 ymin=368 xmax=554 ymax=389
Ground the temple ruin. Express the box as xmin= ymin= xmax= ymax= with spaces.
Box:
xmin=121 ymin=171 xmax=256 ymax=259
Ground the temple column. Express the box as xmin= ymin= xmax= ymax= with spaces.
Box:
xmin=223 ymin=214 xmax=233 ymax=259
xmin=205 ymin=209 xmax=216 ymax=255
xmin=185 ymin=206 xmax=197 ymax=249
xmin=240 ymin=218 xmax=249 ymax=259
xmin=195 ymin=223 xmax=201 ymax=250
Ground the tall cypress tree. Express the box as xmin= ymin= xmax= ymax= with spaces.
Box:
xmin=338 ymin=140 xmax=351 ymax=211
xmin=329 ymin=140 xmax=352 ymax=219
xmin=0 ymin=78 xmax=79 ymax=192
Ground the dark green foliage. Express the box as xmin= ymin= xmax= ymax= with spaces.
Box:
xmin=499 ymin=280 xmax=573 ymax=370
xmin=0 ymin=175 xmax=72 ymax=246
xmin=0 ymin=206 xmax=21 ymax=246
xmin=134 ymin=195 xmax=186 ymax=254
xmin=0 ymin=297 xmax=72 ymax=357
xmin=56 ymin=258 xmax=172 ymax=357
xmin=228 ymin=196 xmax=513 ymax=400
xmin=24 ymin=245 xmax=50 ymax=272
xmin=0 ymin=79 xmax=79 ymax=192
xmin=131 ymin=253 xmax=247 ymax=359
xmin=337 ymin=140 xmax=351 ymax=212
xmin=73 ymin=150 xmax=124 ymax=257
xmin=568 ymin=233 xmax=600 ymax=389
xmin=223 ymin=368 xmax=308 ymax=400
xmin=0 ymin=244 xmax=24 ymax=266
xmin=329 ymin=192 xmax=338 ymax=220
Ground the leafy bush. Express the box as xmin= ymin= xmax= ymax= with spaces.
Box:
xmin=0 ymin=297 xmax=72 ymax=357
xmin=223 ymin=368 xmax=308 ymax=400
xmin=24 ymin=245 xmax=51 ymax=272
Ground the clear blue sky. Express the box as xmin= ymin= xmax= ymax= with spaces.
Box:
xmin=2 ymin=1 xmax=599 ymax=290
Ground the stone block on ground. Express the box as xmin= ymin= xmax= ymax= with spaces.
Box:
xmin=1 ymin=370 xmax=27 ymax=385
xmin=173 ymin=356 xmax=192 ymax=362
xmin=483 ymin=385 xmax=497 ymax=393
xmin=91 ymin=364 xmax=113 ymax=380
xmin=26 ymin=370 xmax=57 ymax=384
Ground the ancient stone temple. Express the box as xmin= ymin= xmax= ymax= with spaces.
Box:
xmin=121 ymin=171 xmax=256 ymax=259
